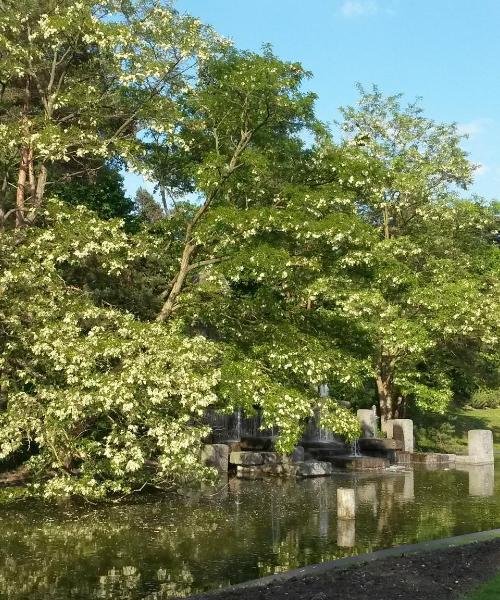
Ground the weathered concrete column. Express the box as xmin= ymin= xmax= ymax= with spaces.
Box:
xmin=357 ymin=409 xmax=377 ymax=438
xmin=337 ymin=487 xmax=356 ymax=519
xmin=386 ymin=419 xmax=414 ymax=453
xmin=201 ymin=444 xmax=229 ymax=472
xmin=469 ymin=430 xmax=494 ymax=463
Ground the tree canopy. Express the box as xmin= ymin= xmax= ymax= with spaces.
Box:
xmin=0 ymin=1 xmax=498 ymax=500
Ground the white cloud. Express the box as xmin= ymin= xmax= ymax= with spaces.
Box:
xmin=474 ymin=163 xmax=489 ymax=176
xmin=341 ymin=0 xmax=378 ymax=18
xmin=457 ymin=118 xmax=492 ymax=138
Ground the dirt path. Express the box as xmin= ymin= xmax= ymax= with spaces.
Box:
xmin=184 ymin=537 xmax=500 ymax=600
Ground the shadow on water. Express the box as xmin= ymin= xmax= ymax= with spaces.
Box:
xmin=0 ymin=463 xmax=498 ymax=599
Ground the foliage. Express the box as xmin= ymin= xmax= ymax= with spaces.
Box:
xmin=51 ymin=164 xmax=135 ymax=221
xmin=134 ymin=186 xmax=164 ymax=222
xmin=415 ymin=421 xmax=463 ymax=454
xmin=470 ymin=388 xmax=500 ymax=409
xmin=0 ymin=2 xmax=499 ymax=500
xmin=0 ymin=201 xmax=220 ymax=500
xmin=0 ymin=0 xmax=225 ymax=225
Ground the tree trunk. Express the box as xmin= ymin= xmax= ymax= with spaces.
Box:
xmin=376 ymin=374 xmax=394 ymax=427
xmin=15 ymin=146 xmax=30 ymax=228
xmin=156 ymin=242 xmax=196 ymax=321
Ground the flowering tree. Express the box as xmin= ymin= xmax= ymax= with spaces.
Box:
xmin=0 ymin=201 xmax=220 ymax=499
xmin=0 ymin=0 xmax=222 ymax=226
xmin=329 ymin=88 xmax=500 ymax=423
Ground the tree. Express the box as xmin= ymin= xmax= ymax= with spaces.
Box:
xmin=328 ymin=88 xmax=500 ymax=424
xmin=0 ymin=0 xmax=222 ymax=227
xmin=134 ymin=186 xmax=164 ymax=222
xmin=0 ymin=201 xmax=220 ymax=499
xmin=52 ymin=163 xmax=135 ymax=221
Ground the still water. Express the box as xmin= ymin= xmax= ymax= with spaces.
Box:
xmin=0 ymin=463 xmax=498 ymax=599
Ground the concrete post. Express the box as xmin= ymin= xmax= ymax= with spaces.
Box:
xmin=468 ymin=430 xmax=494 ymax=463
xmin=357 ymin=409 xmax=377 ymax=438
xmin=386 ymin=419 xmax=414 ymax=453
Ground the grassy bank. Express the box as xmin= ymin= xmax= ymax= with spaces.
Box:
xmin=415 ymin=407 xmax=500 ymax=454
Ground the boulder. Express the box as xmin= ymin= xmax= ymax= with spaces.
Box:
xmin=261 ymin=452 xmax=282 ymax=465
xmin=296 ymin=461 xmax=333 ymax=477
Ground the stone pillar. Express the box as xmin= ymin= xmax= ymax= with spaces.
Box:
xmin=337 ymin=487 xmax=356 ymax=519
xmin=468 ymin=430 xmax=494 ymax=464
xmin=386 ymin=419 xmax=414 ymax=453
xmin=357 ymin=409 xmax=377 ymax=438
xmin=201 ymin=444 xmax=229 ymax=472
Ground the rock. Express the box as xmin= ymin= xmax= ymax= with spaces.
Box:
xmin=201 ymin=444 xmax=229 ymax=472
xmin=296 ymin=461 xmax=333 ymax=477
xmin=229 ymin=451 xmax=264 ymax=466
xmin=260 ymin=452 xmax=282 ymax=465
xmin=290 ymin=445 xmax=305 ymax=462
xmin=311 ymin=593 xmax=328 ymax=600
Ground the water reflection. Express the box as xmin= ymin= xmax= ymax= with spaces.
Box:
xmin=455 ymin=463 xmax=495 ymax=497
xmin=0 ymin=463 xmax=499 ymax=599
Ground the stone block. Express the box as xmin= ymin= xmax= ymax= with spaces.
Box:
xmin=359 ymin=437 xmax=402 ymax=451
xmin=345 ymin=457 xmax=389 ymax=471
xmin=411 ymin=452 xmax=455 ymax=467
xmin=201 ymin=444 xmax=229 ymax=472
xmin=386 ymin=419 xmax=414 ymax=453
xmin=357 ymin=409 xmax=377 ymax=438
xmin=229 ymin=451 xmax=264 ymax=466
xmin=296 ymin=461 xmax=333 ymax=477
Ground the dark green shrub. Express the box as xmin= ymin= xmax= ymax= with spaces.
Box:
xmin=470 ymin=388 xmax=500 ymax=409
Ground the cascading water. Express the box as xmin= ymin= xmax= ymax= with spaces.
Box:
xmin=350 ymin=438 xmax=362 ymax=457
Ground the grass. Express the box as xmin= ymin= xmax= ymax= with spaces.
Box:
xmin=464 ymin=574 xmax=500 ymax=599
xmin=415 ymin=406 xmax=500 ymax=454
xmin=453 ymin=407 xmax=500 ymax=452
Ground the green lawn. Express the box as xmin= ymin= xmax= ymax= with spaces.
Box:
xmin=453 ymin=407 xmax=500 ymax=452
xmin=464 ymin=574 xmax=500 ymax=599
xmin=416 ymin=406 xmax=500 ymax=454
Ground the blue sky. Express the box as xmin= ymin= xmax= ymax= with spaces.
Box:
xmin=125 ymin=0 xmax=500 ymax=199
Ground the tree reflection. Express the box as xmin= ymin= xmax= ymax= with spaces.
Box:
xmin=0 ymin=465 xmax=498 ymax=599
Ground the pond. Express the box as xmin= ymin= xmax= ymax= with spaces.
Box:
xmin=0 ymin=462 xmax=499 ymax=599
